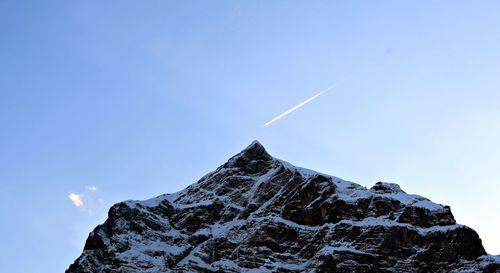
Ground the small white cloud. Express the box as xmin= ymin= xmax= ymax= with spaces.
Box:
xmin=69 ymin=193 xmax=84 ymax=207
xmin=86 ymin=186 xmax=97 ymax=192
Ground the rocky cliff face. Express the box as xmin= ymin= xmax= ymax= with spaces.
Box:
xmin=67 ymin=141 xmax=500 ymax=273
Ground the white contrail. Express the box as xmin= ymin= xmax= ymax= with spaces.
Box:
xmin=263 ymin=84 xmax=336 ymax=127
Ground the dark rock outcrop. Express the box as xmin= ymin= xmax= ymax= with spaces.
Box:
xmin=67 ymin=141 xmax=500 ymax=273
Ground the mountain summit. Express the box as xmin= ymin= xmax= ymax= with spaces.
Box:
xmin=67 ymin=141 xmax=500 ymax=273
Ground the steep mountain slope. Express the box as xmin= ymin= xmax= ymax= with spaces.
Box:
xmin=67 ymin=141 xmax=500 ymax=273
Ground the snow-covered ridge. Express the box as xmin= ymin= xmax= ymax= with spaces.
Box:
xmin=128 ymin=142 xmax=447 ymax=214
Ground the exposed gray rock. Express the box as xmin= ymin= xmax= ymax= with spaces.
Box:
xmin=67 ymin=141 xmax=500 ymax=273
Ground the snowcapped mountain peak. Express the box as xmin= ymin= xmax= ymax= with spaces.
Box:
xmin=225 ymin=140 xmax=273 ymax=170
xmin=67 ymin=141 xmax=500 ymax=273
xmin=245 ymin=140 xmax=266 ymax=152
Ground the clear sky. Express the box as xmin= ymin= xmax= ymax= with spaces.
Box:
xmin=1 ymin=1 xmax=500 ymax=272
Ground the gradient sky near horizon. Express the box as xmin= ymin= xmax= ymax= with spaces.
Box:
xmin=1 ymin=1 xmax=500 ymax=272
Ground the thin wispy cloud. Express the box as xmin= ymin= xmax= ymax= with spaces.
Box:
xmin=69 ymin=193 xmax=84 ymax=207
xmin=86 ymin=185 xmax=97 ymax=192
xmin=263 ymin=83 xmax=336 ymax=127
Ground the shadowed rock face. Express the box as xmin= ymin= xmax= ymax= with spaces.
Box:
xmin=67 ymin=141 xmax=500 ymax=273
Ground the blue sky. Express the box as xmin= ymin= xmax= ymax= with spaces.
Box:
xmin=1 ymin=1 xmax=500 ymax=272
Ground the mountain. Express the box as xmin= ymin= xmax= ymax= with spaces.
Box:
xmin=67 ymin=141 xmax=500 ymax=273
